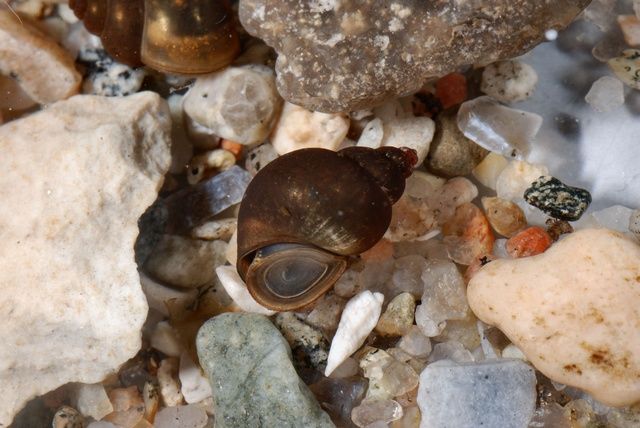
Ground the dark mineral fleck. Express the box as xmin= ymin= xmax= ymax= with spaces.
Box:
xmin=524 ymin=176 xmax=591 ymax=221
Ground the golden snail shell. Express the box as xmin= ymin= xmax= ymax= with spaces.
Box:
xmin=237 ymin=146 xmax=417 ymax=311
xmin=69 ymin=0 xmax=240 ymax=74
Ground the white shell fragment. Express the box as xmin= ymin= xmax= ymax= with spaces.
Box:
xmin=468 ymin=229 xmax=640 ymax=406
xmin=0 ymin=93 xmax=171 ymax=426
xmin=457 ymin=96 xmax=543 ymax=159
xmin=215 ymin=265 xmax=276 ymax=315
xmin=271 ymin=102 xmax=350 ymax=155
xmin=325 ymin=291 xmax=384 ymax=376
xmin=0 ymin=10 xmax=81 ymax=104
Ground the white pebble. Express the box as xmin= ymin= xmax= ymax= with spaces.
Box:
xmin=183 ymin=65 xmax=282 ymax=145
xmin=585 ymin=76 xmax=625 ymax=113
xmin=158 ymin=357 xmax=184 ymax=407
xmin=151 ymin=321 xmax=184 ymax=357
xmin=398 ymin=326 xmax=432 ymax=358
xmin=428 ymin=341 xmax=475 ymax=364
xmin=495 ymin=160 xmax=549 ymax=202
xmin=617 ymin=15 xmax=640 ymax=47
xmin=140 ymin=273 xmax=198 ymax=317
xmin=179 ymin=352 xmax=213 ymax=404
xmin=325 ymin=291 xmax=384 ymax=376
xmin=71 ymin=383 xmax=113 ymax=421
xmin=381 ymin=116 xmax=435 ymax=166
xmin=472 ymin=152 xmax=509 ymax=190
xmin=357 ymin=118 xmax=384 ymax=148
xmin=215 ymin=265 xmax=276 ymax=315
xmin=271 ymin=102 xmax=350 ymax=155
xmin=186 ymin=149 xmax=236 ymax=185
xmin=244 ymin=143 xmax=279 ymax=176
xmin=481 ymin=60 xmax=539 ymax=103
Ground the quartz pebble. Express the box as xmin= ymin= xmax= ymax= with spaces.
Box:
xmin=186 ymin=149 xmax=236 ymax=185
xmin=157 ymin=358 xmax=184 ymax=407
xmin=468 ymin=229 xmax=640 ymax=406
xmin=179 ymin=353 xmax=212 ymax=404
xmin=271 ymin=102 xmax=350 ymax=155
xmin=442 ymin=203 xmax=495 ymax=265
xmin=417 ymin=360 xmax=537 ymax=428
xmin=274 ymin=312 xmax=330 ymax=371
xmin=481 ymin=60 xmax=538 ymax=103
xmin=415 ymin=260 xmax=469 ymax=337
xmin=425 ymin=110 xmax=488 ymax=177
xmin=142 ymin=382 xmax=159 ymax=423
xmin=197 ymin=313 xmax=333 ymax=427
xmin=581 ymin=205 xmax=634 ymax=233
xmin=496 ymin=160 xmax=549 ymax=202
xmin=71 ymin=383 xmax=114 ymax=421
xmin=183 ymin=65 xmax=282 ymax=145
xmin=433 ymin=316 xmax=482 ymax=352
xmin=585 ymin=76 xmax=625 ymax=112
xmin=472 ymin=152 xmax=509 ymax=190
xmin=239 ymin=0 xmax=589 ymax=112
xmin=309 ymin=376 xmax=368 ymax=426
xmin=78 ymin=48 xmax=145 ymax=97
xmin=482 ymin=197 xmax=527 ymax=238
xmin=398 ymin=326 xmax=432 ymax=359
xmin=359 ymin=347 xmax=420 ymax=400
xmin=0 ymin=93 xmax=170 ymax=427
xmin=244 ymin=143 xmax=279 ymax=176
xmin=325 ymin=291 xmax=384 ymax=376
xmin=427 ymin=341 xmax=475 ymax=364
xmin=457 ymin=96 xmax=543 ymax=159
xmin=379 ymin=116 xmax=435 ymax=166
xmin=506 ymin=226 xmax=553 ymax=258
xmin=215 ymin=265 xmax=276 ymax=315
xmin=351 ymin=400 xmax=403 ymax=428
xmin=609 ymin=49 xmax=640 ymax=89
xmin=305 ymin=293 xmax=347 ymax=336
xmin=390 ymin=405 xmax=421 ymax=428
xmin=154 ymin=405 xmax=208 ymax=428
xmin=618 ymin=15 xmax=640 ymax=47
xmin=0 ymin=9 xmax=81 ymax=103
xmin=524 ymin=176 xmax=592 ymax=221
xmin=357 ymin=118 xmax=384 ymax=148
xmin=144 ymin=236 xmax=227 ymax=289
xmin=191 ymin=218 xmax=237 ymax=241
xmin=52 ymin=406 xmax=84 ymax=428
xmin=103 ymin=386 xmax=145 ymax=428
xmin=390 ymin=256 xmax=429 ymax=299
xmin=375 ymin=293 xmax=416 ymax=337
xmin=140 ymin=274 xmax=198 ymax=317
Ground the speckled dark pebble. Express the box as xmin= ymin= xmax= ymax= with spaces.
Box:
xmin=524 ymin=176 xmax=591 ymax=221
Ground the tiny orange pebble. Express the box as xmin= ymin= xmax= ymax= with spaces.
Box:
xmin=220 ymin=139 xmax=244 ymax=160
xmin=435 ymin=72 xmax=468 ymax=110
xmin=506 ymin=226 xmax=553 ymax=258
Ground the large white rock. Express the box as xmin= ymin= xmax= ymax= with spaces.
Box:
xmin=468 ymin=229 xmax=640 ymax=407
xmin=0 ymin=9 xmax=81 ymax=104
xmin=0 ymin=92 xmax=171 ymax=427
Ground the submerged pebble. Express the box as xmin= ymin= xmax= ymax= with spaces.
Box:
xmin=524 ymin=176 xmax=592 ymax=221
xmin=482 ymin=196 xmax=527 ymax=237
xmin=585 ymin=75 xmax=625 ymax=112
xmin=481 ymin=60 xmax=538 ymax=103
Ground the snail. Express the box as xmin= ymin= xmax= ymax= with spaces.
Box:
xmin=236 ymin=146 xmax=418 ymax=311
xmin=69 ymin=0 xmax=240 ymax=74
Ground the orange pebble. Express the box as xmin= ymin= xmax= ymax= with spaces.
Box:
xmin=506 ymin=226 xmax=553 ymax=258
xmin=435 ymin=72 xmax=468 ymax=109
xmin=443 ymin=203 xmax=495 ymax=265
xmin=360 ymin=238 xmax=394 ymax=262
xmin=220 ymin=139 xmax=243 ymax=160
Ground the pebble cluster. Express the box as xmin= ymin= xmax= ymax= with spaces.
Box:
xmin=1 ymin=1 xmax=639 ymax=428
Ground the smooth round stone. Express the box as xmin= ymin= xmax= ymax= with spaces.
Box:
xmin=468 ymin=229 xmax=640 ymax=406
xmin=481 ymin=60 xmax=538 ymax=103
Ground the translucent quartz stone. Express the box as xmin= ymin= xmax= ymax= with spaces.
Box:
xmin=577 ymin=205 xmax=634 ymax=232
xmin=427 ymin=341 xmax=475 ymax=364
xmin=415 ymin=261 xmax=469 ymax=337
xmin=457 ymin=96 xmax=543 ymax=159
xmin=351 ymin=400 xmax=403 ymax=428
xmin=417 ymin=360 xmax=537 ymax=428
xmin=154 ymin=405 xmax=208 ymax=428
xmin=585 ymin=76 xmax=625 ymax=113
xmin=398 ymin=326 xmax=432 ymax=359
xmin=309 ymin=377 xmax=368 ymax=427
xmin=359 ymin=348 xmax=419 ymax=400
xmin=390 ymin=256 xmax=428 ymax=299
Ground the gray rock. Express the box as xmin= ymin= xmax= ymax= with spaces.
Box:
xmin=524 ymin=176 xmax=592 ymax=221
xmin=426 ymin=111 xmax=488 ymax=178
xmin=417 ymin=359 xmax=537 ymax=428
xmin=196 ymin=313 xmax=335 ymax=428
xmin=238 ymin=0 xmax=590 ymax=112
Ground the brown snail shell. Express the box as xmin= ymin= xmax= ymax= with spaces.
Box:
xmin=69 ymin=0 xmax=240 ymax=74
xmin=237 ymin=146 xmax=417 ymax=311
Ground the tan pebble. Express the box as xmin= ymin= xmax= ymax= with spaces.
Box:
xmin=618 ymin=15 xmax=640 ymax=46
xmin=442 ymin=203 xmax=495 ymax=265
xmin=0 ymin=10 xmax=81 ymax=104
xmin=482 ymin=197 xmax=527 ymax=237
xmin=186 ymin=149 xmax=236 ymax=185
xmin=157 ymin=357 xmax=184 ymax=407
xmin=468 ymin=229 xmax=640 ymax=406
xmin=609 ymin=49 xmax=640 ymax=90
xmin=375 ymin=292 xmax=416 ymax=336
xmin=52 ymin=406 xmax=84 ymax=428
xmin=142 ymin=382 xmax=159 ymax=423
xmin=191 ymin=218 xmax=237 ymax=241
xmin=472 ymin=152 xmax=509 ymax=190
xmin=103 ymin=385 xmax=145 ymax=428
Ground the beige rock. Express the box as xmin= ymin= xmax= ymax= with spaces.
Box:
xmin=0 ymin=92 xmax=170 ymax=427
xmin=468 ymin=229 xmax=640 ymax=406
xmin=618 ymin=15 xmax=640 ymax=47
xmin=375 ymin=292 xmax=416 ymax=337
xmin=495 ymin=160 xmax=549 ymax=202
xmin=0 ymin=10 xmax=81 ymax=104
xmin=157 ymin=358 xmax=184 ymax=407
xmin=472 ymin=152 xmax=509 ymax=190
xmin=271 ymin=102 xmax=350 ymax=155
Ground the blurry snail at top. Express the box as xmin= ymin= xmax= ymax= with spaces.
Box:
xmin=237 ymin=146 xmax=418 ymax=311
xmin=69 ymin=0 xmax=240 ymax=74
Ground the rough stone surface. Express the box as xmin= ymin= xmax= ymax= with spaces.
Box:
xmin=274 ymin=312 xmax=330 ymax=372
xmin=609 ymin=49 xmax=640 ymax=89
xmin=0 ymin=9 xmax=81 ymax=104
xmin=468 ymin=229 xmax=640 ymax=406
xmin=239 ymin=0 xmax=589 ymax=112
xmin=524 ymin=176 xmax=592 ymax=221
xmin=375 ymin=292 xmax=416 ymax=337
xmin=196 ymin=313 xmax=334 ymax=428
xmin=78 ymin=48 xmax=145 ymax=97
xmin=0 ymin=92 xmax=171 ymax=427
xmin=481 ymin=60 xmax=538 ymax=103
xmin=417 ymin=360 xmax=537 ymax=428
xmin=183 ymin=65 xmax=283 ymax=145
xmin=425 ymin=110 xmax=488 ymax=178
